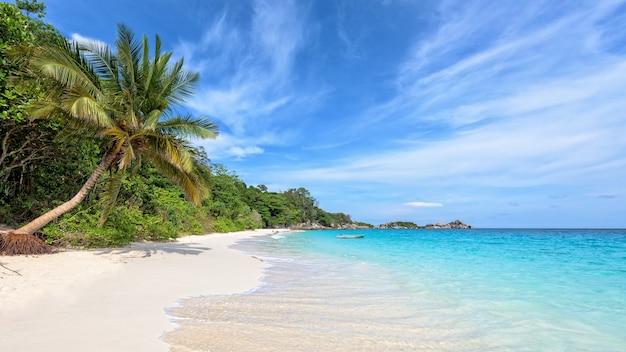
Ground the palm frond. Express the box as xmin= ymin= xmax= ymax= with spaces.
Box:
xmin=153 ymin=35 xmax=162 ymax=63
xmin=118 ymin=142 xmax=135 ymax=169
xmin=102 ymin=128 xmax=129 ymax=153
xmin=163 ymin=59 xmax=200 ymax=106
xmin=31 ymin=40 xmax=103 ymax=101
xmin=143 ymin=109 xmax=162 ymax=131
xmin=115 ymin=24 xmax=141 ymax=95
xmin=98 ymin=168 xmax=125 ymax=226
xmin=125 ymin=108 xmax=139 ymax=130
xmin=63 ymin=85 xmax=115 ymax=128
xmin=191 ymin=158 xmax=213 ymax=186
xmin=140 ymin=36 xmax=154 ymax=95
xmin=142 ymin=132 xmax=194 ymax=172
xmin=16 ymin=23 xmax=221 ymax=228
xmin=143 ymin=51 xmax=173 ymax=110
xmin=157 ymin=115 xmax=219 ymax=139
xmin=79 ymin=38 xmax=120 ymax=89
xmin=55 ymin=123 xmax=102 ymax=143
xmin=28 ymin=99 xmax=64 ymax=119
xmin=148 ymin=152 xmax=208 ymax=205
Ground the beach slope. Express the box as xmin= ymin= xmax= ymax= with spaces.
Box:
xmin=0 ymin=229 xmax=277 ymax=352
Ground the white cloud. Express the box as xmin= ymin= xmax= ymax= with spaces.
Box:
xmin=194 ymin=130 xmax=286 ymax=160
xmin=178 ymin=0 xmax=309 ymax=158
xmin=70 ymin=33 xmax=93 ymax=44
xmin=252 ymin=0 xmax=306 ymax=77
xmin=43 ymin=0 xmax=626 ymax=227
xmin=70 ymin=33 xmax=109 ymax=49
xmin=228 ymin=145 xmax=264 ymax=159
xmin=244 ymin=53 xmax=626 ymax=203
xmin=404 ymin=202 xmax=443 ymax=207
xmin=221 ymin=0 xmax=626 ymax=227
xmin=292 ymin=1 xmax=626 ymax=186
xmin=346 ymin=1 xmax=617 ymax=136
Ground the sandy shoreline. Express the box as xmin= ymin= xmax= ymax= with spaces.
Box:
xmin=0 ymin=229 xmax=285 ymax=352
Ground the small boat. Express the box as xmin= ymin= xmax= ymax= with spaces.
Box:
xmin=336 ymin=234 xmax=364 ymax=239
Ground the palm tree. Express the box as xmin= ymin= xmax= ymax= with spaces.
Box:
xmin=0 ymin=24 xmax=218 ymax=255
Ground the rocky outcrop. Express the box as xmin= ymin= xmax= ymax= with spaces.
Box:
xmin=289 ymin=220 xmax=472 ymax=231
xmin=424 ymin=220 xmax=472 ymax=229
xmin=377 ymin=221 xmax=420 ymax=229
xmin=376 ymin=220 xmax=472 ymax=229
xmin=335 ymin=223 xmax=371 ymax=229
xmin=289 ymin=222 xmax=371 ymax=230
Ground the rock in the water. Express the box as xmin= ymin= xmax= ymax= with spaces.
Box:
xmin=424 ymin=220 xmax=472 ymax=229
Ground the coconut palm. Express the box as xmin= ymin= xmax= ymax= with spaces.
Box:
xmin=0 ymin=24 xmax=218 ymax=255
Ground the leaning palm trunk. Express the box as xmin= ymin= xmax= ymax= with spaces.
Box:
xmin=2 ymin=25 xmax=218 ymax=255
xmin=0 ymin=148 xmax=118 ymax=255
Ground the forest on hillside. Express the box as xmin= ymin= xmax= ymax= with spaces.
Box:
xmin=0 ymin=0 xmax=361 ymax=250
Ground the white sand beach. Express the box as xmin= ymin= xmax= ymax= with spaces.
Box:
xmin=0 ymin=229 xmax=282 ymax=352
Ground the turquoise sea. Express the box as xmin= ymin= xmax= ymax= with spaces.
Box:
xmin=166 ymin=229 xmax=626 ymax=351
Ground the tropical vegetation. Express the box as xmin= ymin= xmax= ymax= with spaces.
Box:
xmin=0 ymin=1 xmax=359 ymax=255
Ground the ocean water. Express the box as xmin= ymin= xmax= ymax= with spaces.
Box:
xmin=165 ymin=229 xmax=626 ymax=351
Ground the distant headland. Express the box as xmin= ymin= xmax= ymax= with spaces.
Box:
xmin=377 ymin=220 xmax=472 ymax=229
xmin=289 ymin=219 xmax=472 ymax=230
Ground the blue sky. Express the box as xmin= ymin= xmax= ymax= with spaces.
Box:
xmin=40 ymin=0 xmax=626 ymax=228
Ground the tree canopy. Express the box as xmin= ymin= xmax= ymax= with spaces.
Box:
xmin=0 ymin=0 xmax=361 ymax=254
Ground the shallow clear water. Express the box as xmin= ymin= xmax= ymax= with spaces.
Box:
xmin=165 ymin=229 xmax=626 ymax=351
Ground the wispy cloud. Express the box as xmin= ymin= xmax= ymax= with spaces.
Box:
xmin=70 ymin=33 xmax=97 ymax=45
xmin=346 ymin=1 xmax=624 ymax=137
xmin=46 ymin=0 xmax=626 ymax=227
xmin=307 ymin=2 xmax=625 ymax=179
xmin=234 ymin=1 xmax=626 ymax=226
xmin=335 ymin=2 xmax=363 ymax=60
xmin=179 ymin=0 xmax=309 ymax=157
xmin=194 ymin=131 xmax=282 ymax=160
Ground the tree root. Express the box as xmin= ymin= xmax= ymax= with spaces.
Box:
xmin=0 ymin=232 xmax=52 ymax=256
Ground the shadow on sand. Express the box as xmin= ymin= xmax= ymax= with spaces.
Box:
xmin=92 ymin=241 xmax=211 ymax=258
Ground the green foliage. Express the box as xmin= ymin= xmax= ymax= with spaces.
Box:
xmin=43 ymin=206 xmax=134 ymax=248
xmin=0 ymin=125 xmax=101 ymax=225
xmin=237 ymin=171 xmax=356 ymax=229
xmin=43 ymin=205 xmax=177 ymax=248
xmin=354 ymin=221 xmax=374 ymax=228
xmin=16 ymin=0 xmax=46 ymax=18
xmin=10 ymin=154 xmax=360 ymax=248
xmin=1 ymin=0 xmax=72 ymax=226
xmin=1 ymin=2 xmax=359 ymax=249
xmin=379 ymin=221 xmax=420 ymax=229
xmin=210 ymin=217 xmax=245 ymax=233
xmin=1 ymin=2 xmax=33 ymax=124
xmin=40 ymin=163 xmax=208 ymax=248
xmin=4 ymin=20 xmax=219 ymax=237
xmin=317 ymin=211 xmax=353 ymax=227
xmin=0 ymin=3 xmax=35 ymax=48
xmin=1 ymin=1 xmax=60 ymax=122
